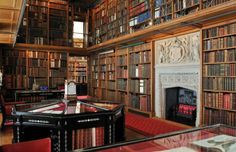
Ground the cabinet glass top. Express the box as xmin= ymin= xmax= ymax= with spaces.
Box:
xmin=14 ymin=100 xmax=119 ymax=115
xmin=80 ymin=124 xmax=236 ymax=152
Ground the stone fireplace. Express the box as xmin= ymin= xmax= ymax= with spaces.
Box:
xmin=155 ymin=32 xmax=201 ymax=126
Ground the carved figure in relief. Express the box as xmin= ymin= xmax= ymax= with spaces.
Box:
xmin=190 ymin=34 xmax=200 ymax=62
xmin=168 ymin=38 xmax=186 ymax=63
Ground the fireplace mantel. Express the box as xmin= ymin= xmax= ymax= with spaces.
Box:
xmin=155 ymin=32 xmax=201 ymax=126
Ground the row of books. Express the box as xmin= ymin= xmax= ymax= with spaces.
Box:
xmin=50 ymin=59 xmax=67 ymax=68
xmin=49 ymin=18 xmax=66 ymax=29
xmin=49 ymin=77 xmax=64 ymax=88
xmin=130 ymin=0 xmax=147 ymax=8
xmin=107 ymin=64 xmax=115 ymax=71
xmin=49 ymin=3 xmax=67 ymax=10
xmin=32 ymin=37 xmax=47 ymax=45
xmin=117 ymin=92 xmax=127 ymax=104
xmin=100 ymin=72 xmax=106 ymax=80
xmin=117 ymin=67 xmax=128 ymax=78
xmin=30 ymin=28 xmax=47 ymax=36
xmin=117 ymin=79 xmax=127 ymax=91
xmin=107 ymin=90 xmax=116 ymax=101
xmin=203 ymin=36 xmax=236 ymax=50
xmin=4 ymin=75 xmax=27 ymax=89
xmin=203 ymin=22 xmax=236 ymax=38
xmin=129 ymin=79 xmax=150 ymax=94
xmin=28 ymin=13 xmax=47 ymax=22
xmin=108 ymin=72 xmax=115 ymax=80
xmin=70 ymin=76 xmax=87 ymax=83
xmin=204 ymin=92 xmax=236 ymax=110
xmin=203 ymin=64 xmax=236 ymax=76
xmin=107 ymin=81 xmax=115 ymax=90
xmin=203 ymin=49 xmax=236 ymax=63
xmin=28 ymin=67 xmax=47 ymax=77
xmin=92 ymin=80 xmax=99 ymax=88
xmin=129 ymin=11 xmax=150 ymax=27
xmin=2 ymin=50 xmax=26 ymax=57
xmin=129 ymin=94 xmax=151 ymax=112
xmin=203 ymin=77 xmax=236 ymax=91
xmin=116 ymin=55 xmax=127 ymax=65
xmin=174 ymin=0 xmax=199 ymax=11
xmin=49 ymin=68 xmax=67 ymax=77
xmin=100 ymin=80 xmax=106 ymax=88
xmin=129 ymin=64 xmax=150 ymax=78
xmin=3 ymin=57 xmax=26 ymax=66
xmin=129 ymin=51 xmax=151 ymax=64
xmin=202 ymin=0 xmax=231 ymax=9
xmin=130 ymin=42 xmax=151 ymax=52
xmin=28 ymin=51 xmax=48 ymax=59
xmin=50 ymin=52 xmax=67 ymax=60
xmin=93 ymin=73 xmax=98 ymax=79
xmin=29 ymin=0 xmax=48 ymax=7
xmin=29 ymin=6 xmax=48 ymax=14
xmin=29 ymin=59 xmax=48 ymax=67
xmin=4 ymin=67 xmax=26 ymax=75
xmin=204 ymin=108 xmax=236 ymax=127
xmin=155 ymin=7 xmax=171 ymax=19
xmin=129 ymin=1 xmax=149 ymax=18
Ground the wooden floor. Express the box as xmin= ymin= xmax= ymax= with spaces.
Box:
xmin=0 ymin=113 xmax=145 ymax=147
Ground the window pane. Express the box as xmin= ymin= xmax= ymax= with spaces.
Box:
xmin=73 ymin=21 xmax=83 ymax=33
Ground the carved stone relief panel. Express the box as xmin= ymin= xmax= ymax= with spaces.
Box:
xmin=155 ymin=32 xmax=200 ymax=65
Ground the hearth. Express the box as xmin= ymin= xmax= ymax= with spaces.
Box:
xmin=165 ymin=87 xmax=197 ymax=126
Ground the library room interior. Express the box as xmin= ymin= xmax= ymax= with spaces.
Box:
xmin=0 ymin=0 xmax=236 ymax=151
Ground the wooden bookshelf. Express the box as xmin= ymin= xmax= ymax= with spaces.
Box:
xmin=116 ymin=48 xmax=128 ymax=105
xmin=2 ymin=49 xmax=27 ymax=89
xmin=68 ymin=56 xmax=87 ymax=84
xmin=88 ymin=42 xmax=154 ymax=116
xmin=16 ymin=0 xmax=72 ymax=46
xmin=89 ymin=55 xmax=99 ymax=97
xmin=128 ymin=42 xmax=152 ymax=115
xmin=202 ymin=21 xmax=236 ymax=127
xmin=2 ymin=48 xmax=70 ymax=90
xmin=90 ymin=0 xmax=233 ymax=47
xmin=128 ymin=0 xmax=151 ymax=33
xmin=49 ymin=51 xmax=67 ymax=89
xmin=27 ymin=50 xmax=48 ymax=89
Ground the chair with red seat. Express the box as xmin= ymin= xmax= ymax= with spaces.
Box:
xmin=0 ymin=138 xmax=51 ymax=152
xmin=0 ymin=93 xmax=25 ymax=130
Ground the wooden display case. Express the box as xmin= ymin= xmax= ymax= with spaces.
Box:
xmin=12 ymin=99 xmax=125 ymax=152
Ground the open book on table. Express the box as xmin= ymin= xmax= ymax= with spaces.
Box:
xmin=191 ymin=134 xmax=236 ymax=152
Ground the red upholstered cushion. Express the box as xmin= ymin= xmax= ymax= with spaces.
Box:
xmin=0 ymin=138 xmax=51 ymax=152
xmin=125 ymin=113 xmax=189 ymax=137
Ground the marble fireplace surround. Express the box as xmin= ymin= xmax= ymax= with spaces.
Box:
xmin=155 ymin=32 xmax=200 ymax=126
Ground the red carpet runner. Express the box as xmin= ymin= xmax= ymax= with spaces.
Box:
xmin=125 ymin=112 xmax=189 ymax=136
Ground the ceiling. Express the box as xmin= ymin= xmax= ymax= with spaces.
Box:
xmin=0 ymin=0 xmax=26 ymax=45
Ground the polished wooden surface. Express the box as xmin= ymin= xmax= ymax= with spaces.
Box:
xmin=0 ymin=114 xmax=13 ymax=146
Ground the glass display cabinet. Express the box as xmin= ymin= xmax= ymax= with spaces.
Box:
xmin=79 ymin=124 xmax=236 ymax=152
xmin=12 ymin=99 xmax=125 ymax=152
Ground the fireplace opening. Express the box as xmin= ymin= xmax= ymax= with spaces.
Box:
xmin=165 ymin=87 xmax=197 ymax=126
